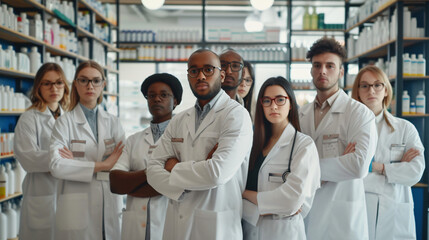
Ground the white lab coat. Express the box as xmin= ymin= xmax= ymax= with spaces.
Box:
xmin=242 ymin=123 xmax=321 ymax=240
xmin=49 ymin=104 xmax=125 ymax=240
xmin=14 ymin=107 xmax=63 ymax=240
xmin=364 ymin=111 xmax=425 ymax=240
xmin=299 ymin=90 xmax=377 ymax=240
xmin=112 ymin=128 xmax=168 ymax=240
xmin=147 ymin=90 xmax=253 ymax=240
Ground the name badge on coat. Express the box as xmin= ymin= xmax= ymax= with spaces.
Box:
xmin=71 ymin=140 xmax=86 ymax=158
xmin=322 ymin=134 xmax=339 ymax=158
xmin=148 ymin=145 xmax=157 ymax=155
xmin=390 ymin=144 xmax=406 ymax=163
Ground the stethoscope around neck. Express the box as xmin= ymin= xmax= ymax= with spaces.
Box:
xmin=282 ymin=129 xmax=298 ymax=182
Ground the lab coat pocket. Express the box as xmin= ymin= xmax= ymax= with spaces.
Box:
xmin=27 ymin=194 xmax=55 ymax=229
xmin=394 ymin=202 xmax=415 ymax=239
xmin=191 ymin=209 xmax=239 ymax=240
xmin=264 ymin=164 xmax=288 ymax=190
xmin=121 ymin=210 xmax=144 ymax=240
xmin=329 ymin=200 xmax=367 ymax=240
xmin=56 ymin=193 xmax=89 ymax=231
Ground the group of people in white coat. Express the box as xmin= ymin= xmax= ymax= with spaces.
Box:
xmin=12 ymin=36 xmax=424 ymax=240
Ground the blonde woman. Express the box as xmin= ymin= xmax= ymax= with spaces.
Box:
xmin=14 ymin=63 xmax=70 ymax=240
xmin=49 ymin=60 xmax=125 ymax=240
xmin=352 ymin=65 xmax=425 ymax=240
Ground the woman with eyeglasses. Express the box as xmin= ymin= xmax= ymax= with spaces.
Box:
xmin=49 ymin=60 xmax=125 ymax=240
xmin=351 ymin=65 xmax=425 ymax=240
xmin=14 ymin=63 xmax=70 ymax=240
xmin=242 ymin=77 xmax=320 ymax=240
xmin=238 ymin=61 xmax=256 ymax=117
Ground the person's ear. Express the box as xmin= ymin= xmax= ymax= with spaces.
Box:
xmin=173 ymin=98 xmax=178 ymax=110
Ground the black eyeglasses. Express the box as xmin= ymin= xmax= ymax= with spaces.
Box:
xmin=40 ymin=80 xmax=65 ymax=88
xmin=146 ymin=93 xmax=172 ymax=101
xmin=260 ymin=96 xmax=289 ymax=107
xmin=76 ymin=77 xmax=104 ymax=87
xmin=187 ymin=65 xmax=221 ymax=78
xmin=358 ymin=82 xmax=385 ymax=92
xmin=221 ymin=61 xmax=243 ymax=72
xmin=242 ymin=78 xmax=253 ymax=86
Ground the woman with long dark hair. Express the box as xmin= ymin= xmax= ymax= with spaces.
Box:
xmin=242 ymin=76 xmax=320 ymax=240
xmin=238 ymin=61 xmax=255 ymax=116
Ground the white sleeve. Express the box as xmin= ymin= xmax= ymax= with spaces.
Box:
xmin=384 ymin=122 xmax=425 ymax=186
xmin=320 ymin=110 xmax=377 ymax=182
xmin=49 ymin=115 xmax=95 ymax=182
xmin=14 ymin=112 xmax=50 ymax=173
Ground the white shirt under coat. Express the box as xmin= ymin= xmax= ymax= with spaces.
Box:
xmin=242 ymin=123 xmax=320 ymax=240
xmin=364 ymin=111 xmax=425 ymax=240
xmin=147 ymin=90 xmax=253 ymax=240
xmin=299 ymin=90 xmax=377 ymax=240
xmin=112 ymin=127 xmax=168 ymax=240
xmin=14 ymin=107 xmax=63 ymax=240
xmin=49 ymin=104 xmax=125 ymax=240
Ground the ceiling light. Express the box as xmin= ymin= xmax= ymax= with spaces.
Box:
xmin=141 ymin=0 xmax=165 ymax=10
xmin=250 ymin=0 xmax=274 ymax=11
xmin=244 ymin=13 xmax=264 ymax=32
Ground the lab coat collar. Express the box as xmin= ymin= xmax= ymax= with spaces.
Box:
xmin=73 ymin=104 xmax=97 ymax=143
xmin=37 ymin=105 xmax=64 ymax=128
xmin=328 ymin=90 xmax=348 ymax=113
xmin=143 ymin=127 xmax=155 ymax=145
xmin=260 ymin=123 xmax=296 ymax=169
xmin=186 ymin=90 xmax=229 ymax=141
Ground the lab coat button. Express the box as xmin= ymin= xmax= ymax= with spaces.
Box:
xmin=142 ymin=205 xmax=147 ymax=211
xmin=141 ymin=222 xmax=146 ymax=228
xmin=179 ymin=215 xmax=183 ymax=219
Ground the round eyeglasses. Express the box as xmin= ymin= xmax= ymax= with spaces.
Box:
xmin=221 ymin=61 xmax=243 ymax=72
xmin=40 ymin=80 xmax=65 ymax=88
xmin=358 ymin=82 xmax=385 ymax=92
xmin=146 ymin=93 xmax=172 ymax=101
xmin=187 ymin=65 xmax=221 ymax=78
xmin=260 ymin=96 xmax=289 ymax=107
xmin=76 ymin=77 xmax=104 ymax=87
xmin=242 ymin=78 xmax=253 ymax=86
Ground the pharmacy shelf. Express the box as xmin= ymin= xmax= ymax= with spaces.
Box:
xmin=401 ymin=113 xmax=429 ymax=118
xmin=118 ymin=41 xmax=201 ymax=47
xmin=0 ymin=154 xmax=15 ymax=159
xmin=78 ymin=0 xmax=117 ymax=26
xmin=0 ymin=193 xmax=23 ymax=204
xmin=119 ymin=60 xmax=188 ymax=63
xmin=0 ymin=25 xmax=45 ymax=46
xmin=204 ymin=42 xmax=288 ymax=46
xmin=346 ymin=38 xmax=429 ymax=63
xmin=291 ymin=29 xmax=344 ymax=36
xmin=103 ymin=91 xmax=118 ymax=96
xmin=45 ymin=44 xmax=90 ymax=61
xmin=291 ymin=59 xmax=310 ymax=63
xmin=103 ymin=66 xmax=119 ymax=74
xmin=1 ymin=0 xmax=48 ymax=13
xmin=0 ymin=68 xmax=35 ymax=79
xmin=345 ymin=0 xmax=398 ymax=32
xmin=77 ymin=27 xmax=119 ymax=52
xmin=389 ymin=76 xmax=429 ymax=81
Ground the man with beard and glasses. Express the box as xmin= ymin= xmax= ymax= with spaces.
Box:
xmin=147 ymin=49 xmax=253 ymax=240
xmin=298 ymin=37 xmax=377 ymax=240
xmin=109 ymin=73 xmax=183 ymax=240
xmin=220 ymin=49 xmax=246 ymax=105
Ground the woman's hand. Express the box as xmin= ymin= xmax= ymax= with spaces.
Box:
xmin=343 ymin=142 xmax=356 ymax=155
xmin=401 ymin=148 xmax=420 ymax=162
xmin=59 ymin=146 xmax=74 ymax=159
xmin=242 ymin=189 xmax=258 ymax=205
xmin=94 ymin=141 xmax=124 ymax=173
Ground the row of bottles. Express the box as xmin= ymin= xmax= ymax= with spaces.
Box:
xmin=120 ymin=29 xmax=200 ymax=43
xmin=0 ymin=133 xmax=14 ymax=156
xmin=0 ymin=86 xmax=28 ymax=113
xmin=48 ymin=0 xmax=75 ymax=24
xmin=0 ymin=160 xmax=24 ymax=198
xmin=291 ymin=79 xmax=314 ymax=90
xmin=302 ymin=7 xmax=344 ymax=30
xmin=0 ymin=45 xmax=41 ymax=74
xmin=347 ymin=0 xmax=399 ymax=28
xmin=402 ymin=90 xmax=426 ymax=114
xmin=120 ymin=45 xmax=198 ymax=61
xmin=206 ymin=27 xmax=281 ymax=43
xmin=0 ymin=200 xmax=21 ymax=240
xmin=374 ymin=53 xmax=426 ymax=78
xmin=347 ymin=7 xmax=425 ymax=59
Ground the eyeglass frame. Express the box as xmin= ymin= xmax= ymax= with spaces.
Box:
xmin=187 ymin=65 xmax=222 ymax=78
xmin=220 ymin=61 xmax=244 ymax=72
xmin=146 ymin=93 xmax=173 ymax=101
xmin=260 ymin=96 xmax=289 ymax=107
xmin=358 ymin=82 xmax=385 ymax=92
xmin=75 ymin=77 xmax=105 ymax=87
xmin=40 ymin=80 xmax=65 ymax=89
xmin=242 ymin=77 xmax=253 ymax=86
